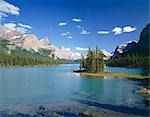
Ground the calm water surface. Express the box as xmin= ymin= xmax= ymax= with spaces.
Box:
xmin=0 ymin=64 xmax=149 ymax=110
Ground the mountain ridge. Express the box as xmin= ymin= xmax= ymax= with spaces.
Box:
xmin=0 ymin=24 xmax=81 ymax=60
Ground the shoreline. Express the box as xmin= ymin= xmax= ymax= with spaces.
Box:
xmin=73 ymin=70 xmax=150 ymax=79
xmin=0 ymin=63 xmax=77 ymax=68
xmin=0 ymin=100 xmax=148 ymax=117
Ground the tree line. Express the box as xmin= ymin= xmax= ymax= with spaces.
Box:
xmin=107 ymin=53 xmax=149 ymax=76
xmin=0 ymin=51 xmax=72 ymax=66
xmin=80 ymin=47 xmax=105 ymax=72
xmin=0 ymin=37 xmax=73 ymax=66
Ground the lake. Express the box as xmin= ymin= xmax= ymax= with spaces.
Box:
xmin=0 ymin=64 xmax=149 ymax=115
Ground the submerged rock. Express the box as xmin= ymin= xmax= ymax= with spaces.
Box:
xmin=135 ymin=87 xmax=150 ymax=95
xmin=80 ymin=110 xmax=92 ymax=117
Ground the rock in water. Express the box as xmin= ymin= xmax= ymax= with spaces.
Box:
xmin=135 ymin=87 xmax=150 ymax=95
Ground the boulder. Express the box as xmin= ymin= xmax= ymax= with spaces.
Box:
xmin=135 ymin=87 xmax=150 ymax=95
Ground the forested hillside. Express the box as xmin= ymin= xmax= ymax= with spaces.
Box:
xmin=0 ymin=37 xmax=73 ymax=66
xmin=107 ymin=24 xmax=150 ymax=75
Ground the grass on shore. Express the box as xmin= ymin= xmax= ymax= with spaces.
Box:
xmin=73 ymin=70 xmax=150 ymax=79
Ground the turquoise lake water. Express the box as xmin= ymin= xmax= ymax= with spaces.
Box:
xmin=0 ymin=64 xmax=149 ymax=111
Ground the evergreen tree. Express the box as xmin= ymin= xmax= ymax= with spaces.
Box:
xmin=79 ymin=46 xmax=105 ymax=72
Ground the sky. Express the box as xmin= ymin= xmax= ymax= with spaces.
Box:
xmin=0 ymin=0 xmax=149 ymax=54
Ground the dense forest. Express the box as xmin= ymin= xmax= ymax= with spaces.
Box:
xmin=80 ymin=47 xmax=104 ymax=72
xmin=107 ymin=24 xmax=150 ymax=76
xmin=107 ymin=53 xmax=149 ymax=75
xmin=0 ymin=37 xmax=73 ymax=66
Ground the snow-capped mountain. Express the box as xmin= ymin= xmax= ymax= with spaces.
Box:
xmin=111 ymin=44 xmax=127 ymax=58
xmin=101 ymin=49 xmax=112 ymax=60
xmin=110 ymin=40 xmax=138 ymax=59
xmin=0 ymin=24 xmax=81 ymax=60
xmin=123 ymin=40 xmax=137 ymax=53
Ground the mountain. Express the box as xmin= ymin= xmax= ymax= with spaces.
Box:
xmin=110 ymin=23 xmax=149 ymax=59
xmin=123 ymin=40 xmax=137 ymax=53
xmin=107 ymin=23 xmax=150 ymax=75
xmin=0 ymin=24 xmax=80 ymax=60
xmin=110 ymin=44 xmax=127 ymax=59
xmin=101 ymin=49 xmax=112 ymax=60
xmin=138 ymin=23 xmax=150 ymax=49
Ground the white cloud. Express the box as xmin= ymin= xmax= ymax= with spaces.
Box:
xmin=76 ymin=47 xmax=88 ymax=51
xmin=76 ymin=25 xmax=82 ymax=29
xmin=112 ymin=27 xmax=122 ymax=35
xmin=4 ymin=22 xmax=31 ymax=33
xmin=58 ymin=22 xmax=67 ymax=26
xmin=18 ymin=23 xmax=32 ymax=29
xmin=61 ymin=32 xmax=70 ymax=36
xmin=80 ymin=29 xmax=90 ymax=35
xmin=72 ymin=18 xmax=82 ymax=22
xmin=112 ymin=25 xmax=136 ymax=35
xmin=67 ymin=36 xmax=72 ymax=39
xmin=0 ymin=0 xmax=20 ymax=15
xmin=0 ymin=12 xmax=7 ymax=21
xmin=123 ymin=26 xmax=136 ymax=33
xmin=0 ymin=0 xmax=20 ymax=22
xmin=60 ymin=32 xmax=72 ymax=39
xmin=16 ymin=27 xmax=28 ymax=33
xmin=4 ymin=23 xmax=16 ymax=31
xmin=97 ymin=31 xmax=109 ymax=35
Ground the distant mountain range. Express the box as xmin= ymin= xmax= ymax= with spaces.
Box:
xmin=0 ymin=25 xmax=80 ymax=60
xmin=0 ymin=23 xmax=149 ymax=62
xmin=110 ymin=40 xmax=137 ymax=59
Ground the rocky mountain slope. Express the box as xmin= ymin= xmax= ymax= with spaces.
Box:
xmin=110 ymin=23 xmax=149 ymax=59
xmin=138 ymin=23 xmax=149 ymax=49
xmin=0 ymin=24 xmax=80 ymax=60
xmin=101 ymin=49 xmax=112 ymax=60
xmin=110 ymin=41 xmax=137 ymax=59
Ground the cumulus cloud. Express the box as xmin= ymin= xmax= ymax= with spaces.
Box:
xmin=80 ymin=29 xmax=90 ymax=35
xmin=76 ymin=47 xmax=88 ymax=51
xmin=112 ymin=26 xmax=136 ymax=35
xmin=76 ymin=25 xmax=90 ymax=35
xmin=0 ymin=0 xmax=20 ymax=15
xmin=67 ymin=36 xmax=72 ymax=39
xmin=18 ymin=23 xmax=32 ymax=29
xmin=123 ymin=26 xmax=136 ymax=33
xmin=60 ymin=32 xmax=72 ymax=39
xmin=72 ymin=18 xmax=82 ymax=22
xmin=0 ymin=0 xmax=20 ymax=21
xmin=4 ymin=22 xmax=32 ymax=33
xmin=4 ymin=23 xmax=16 ymax=31
xmin=97 ymin=31 xmax=109 ymax=35
xmin=112 ymin=27 xmax=122 ymax=35
xmin=58 ymin=22 xmax=67 ymax=26
xmin=16 ymin=27 xmax=28 ymax=34
xmin=0 ymin=12 xmax=7 ymax=21
xmin=76 ymin=25 xmax=82 ymax=29
xmin=60 ymin=32 xmax=70 ymax=36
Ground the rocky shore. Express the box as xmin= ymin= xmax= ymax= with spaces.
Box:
xmin=0 ymin=100 xmax=149 ymax=117
xmin=135 ymin=87 xmax=150 ymax=106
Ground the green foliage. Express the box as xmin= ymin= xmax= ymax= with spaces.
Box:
xmin=80 ymin=47 xmax=104 ymax=72
xmin=0 ymin=37 xmax=73 ymax=66
xmin=107 ymin=54 xmax=150 ymax=76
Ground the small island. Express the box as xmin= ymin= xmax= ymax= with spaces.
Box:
xmin=74 ymin=46 xmax=150 ymax=79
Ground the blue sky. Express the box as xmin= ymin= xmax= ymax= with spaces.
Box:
xmin=0 ymin=0 xmax=149 ymax=54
